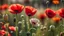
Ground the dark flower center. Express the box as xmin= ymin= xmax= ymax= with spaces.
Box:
xmin=48 ymin=12 xmax=52 ymax=15
xmin=14 ymin=10 xmax=19 ymax=13
xmin=28 ymin=13 xmax=31 ymax=16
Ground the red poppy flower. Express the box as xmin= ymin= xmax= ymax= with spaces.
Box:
xmin=58 ymin=8 xmax=64 ymax=18
xmin=0 ymin=30 xmax=6 ymax=36
xmin=25 ymin=6 xmax=37 ymax=16
xmin=8 ymin=33 xmax=11 ymax=36
xmin=45 ymin=8 xmax=56 ymax=18
xmin=2 ymin=4 xmax=8 ymax=10
xmin=9 ymin=4 xmax=24 ymax=14
xmin=38 ymin=13 xmax=46 ymax=20
xmin=1 ymin=25 xmax=6 ymax=30
xmin=9 ymin=26 xmax=16 ymax=31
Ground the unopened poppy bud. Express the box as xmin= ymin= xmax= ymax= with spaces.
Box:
xmin=26 ymin=32 xmax=30 ymax=36
xmin=50 ymin=25 xmax=55 ymax=30
xmin=18 ymin=21 xmax=22 ymax=24
xmin=20 ymin=15 xmax=24 ymax=18
xmin=13 ymin=17 xmax=16 ymax=22
xmin=30 ymin=28 xmax=36 ymax=33
xmin=46 ymin=1 xmax=49 ymax=4
xmin=3 ymin=14 xmax=8 ymax=21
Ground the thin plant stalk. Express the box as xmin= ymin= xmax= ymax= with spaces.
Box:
xmin=16 ymin=14 xmax=18 ymax=36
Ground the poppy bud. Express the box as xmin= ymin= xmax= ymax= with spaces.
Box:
xmin=3 ymin=14 xmax=8 ymax=21
xmin=20 ymin=15 xmax=24 ymax=18
xmin=13 ymin=17 xmax=16 ymax=22
xmin=50 ymin=25 xmax=55 ymax=30
xmin=26 ymin=32 xmax=30 ymax=36
xmin=30 ymin=28 xmax=36 ymax=33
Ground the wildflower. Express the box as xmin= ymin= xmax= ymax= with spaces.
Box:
xmin=25 ymin=6 xmax=37 ymax=16
xmin=9 ymin=4 xmax=24 ymax=14
xmin=45 ymin=8 xmax=56 ymax=18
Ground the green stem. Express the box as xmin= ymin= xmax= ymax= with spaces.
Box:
xmin=16 ymin=14 xmax=18 ymax=36
xmin=62 ymin=18 xmax=64 ymax=31
xmin=6 ymin=25 xmax=8 ymax=36
xmin=45 ymin=18 xmax=51 ymax=36
xmin=28 ymin=16 xmax=31 ymax=32
xmin=24 ymin=15 xmax=28 ymax=32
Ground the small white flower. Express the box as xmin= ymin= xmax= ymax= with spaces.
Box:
xmin=30 ymin=18 xmax=40 ymax=26
xmin=30 ymin=18 xmax=40 ymax=27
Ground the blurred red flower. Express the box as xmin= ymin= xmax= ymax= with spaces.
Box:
xmin=25 ymin=6 xmax=37 ymax=16
xmin=8 ymin=33 xmax=11 ymax=36
xmin=37 ymin=13 xmax=46 ymax=20
xmin=0 ymin=6 xmax=2 ymax=10
xmin=0 ymin=30 xmax=6 ymax=36
xmin=1 ymin=25 xmax=6 ymax=30
xmin=58 ymin=8 xmax=64 ymax=18
xmin=0 ymin=22 xmax=4 ymax=27
xmin=9 ymin=4 xmax=24 ymax=14
xmin=45 ymin=8 xmax=56 ymax=18
xmin=9 ymin=26 xmax=16 ymax=31
xmin=2 ymin=4 xmax=8 ymax=10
